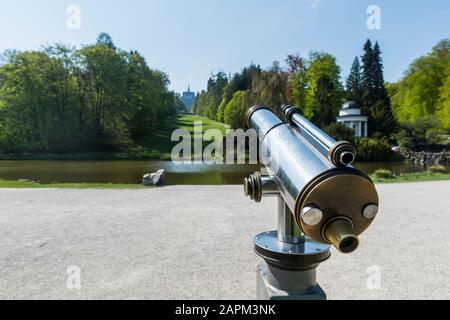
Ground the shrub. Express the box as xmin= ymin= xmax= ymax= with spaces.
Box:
xmin=426 ymin=128 xmax=446 ymax=145
xmin=394 ymin=129 xmax=416 ymax=149
xmin=374 ymin=169 xmax=395 ymax=179
xmin=395 ymin=116 xmax=445 ymax=150
xmin=356 ymin=138 xmax=397 ymax=162
xmin=429 ymin=165 xmax=448 ymax=174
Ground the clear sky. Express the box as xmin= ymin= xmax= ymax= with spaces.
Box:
xmin=0 ymin=0 xmax=448 ymax=93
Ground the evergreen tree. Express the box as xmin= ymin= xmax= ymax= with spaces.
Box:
xmin=361 ymin=40 xmax=396 ymax=137
xmin=372 ymin=42 xmax=386 ymax=95
xmin=361 ymin=39 xmax=375 ymax=112
xmin=346 ymin=57 xmax=362 ymax=104
xmin=206 ymin=71 xmax=228 ymax=120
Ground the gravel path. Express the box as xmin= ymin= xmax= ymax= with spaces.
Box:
xmin=0 ymin=181 xmax=449 ymax=300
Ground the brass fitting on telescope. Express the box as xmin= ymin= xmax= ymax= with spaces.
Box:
xmin=295 ymin=171 xmax=379 ymax=254
xmin=322 ymin=217 xmax=360 ymax=254
xmin=329 ymin=141 xmax=357 ymax=168
xmin=244 ymin=172 xmax=279 ymax=202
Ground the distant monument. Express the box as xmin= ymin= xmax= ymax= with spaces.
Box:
xmin=181 ymin=85 xmax=196 ymax=112
xmin=336 ymin=101 xmax=369 ymax=138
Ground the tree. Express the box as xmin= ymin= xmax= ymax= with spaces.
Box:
xmin=437 ymin=70 xmax=450 ymax=130
xmin=304 ymin=52 xmax=344 ymax=127
xmin=77 ymin=43 xmax=130 ymax=147
xmin=224 ymin=91 xmax=251 ymax=129
xmin=0 ymin=33 xmax=177 ymax=153
xmin=252 ymin=62 xmax=288 ymax=112
xmin=361 ymin=40 xmax=396 ymax=137
xmin=285 ymin=54 xmax=307 ymax=107
xmin=205 ymin=71 xmax=228 ymax=119
xmin=213 ymin=64 xmax=261 ymax=121
xmin=0 ymin=50 xmax=79 ymax=152
xmin=390 ymin=39 xmax=450 ymax=132
xmin=361 ymin=39 xmax=375 ymax=109
xmin=346 ymin=57 xmax=362 ymax=104
xmin=372 ymin=43 xmax=387 ymax=95
xmin=97 ymin=32 xmax=115 ymax=49
xmin=193 ymin=90 xmax=207 ymax=116
xmin=323 ymin=123 xmax=356 ymax=145
xmin=311 ymin=76 xmax=337 ymax=127
xmin=125 ymin=51 xmax=175 ymax=137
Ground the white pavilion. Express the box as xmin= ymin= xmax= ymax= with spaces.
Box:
xmin=336 ymin=101 xmax=369 ymax=138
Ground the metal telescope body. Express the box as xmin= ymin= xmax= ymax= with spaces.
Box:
xmin=244 ymin=105 xmax=379 ymax=300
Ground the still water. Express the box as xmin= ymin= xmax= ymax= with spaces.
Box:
xmin=0 ymin=160 xmax=431 ymax=185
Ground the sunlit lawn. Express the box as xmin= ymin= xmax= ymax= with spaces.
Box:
xmin=0 ymin=172 xmax=449 ymax=189
xmin=370 ymin=172 xmax=450 ymax=184
xmin=0 ymin=179 xmax=143 ymax=189
xmin=138 ymin=113 xmax=228 ymax=160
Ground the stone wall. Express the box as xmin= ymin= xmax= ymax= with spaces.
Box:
xmin=396 ymin=147 xmax=449 ymax=166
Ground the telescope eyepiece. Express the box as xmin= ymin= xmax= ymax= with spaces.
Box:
xmin=339 ymin=236 xmax=360 ymax=254
xmin=340 ymin=151 xmax=356 ymax=167
xmin=323 ymin=218 xmax=360 ymax=254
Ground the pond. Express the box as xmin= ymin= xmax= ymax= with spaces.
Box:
xmin=0 ymin=160 xmax=434 ymax=185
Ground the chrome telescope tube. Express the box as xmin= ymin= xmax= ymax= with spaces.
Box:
xmin=281 ymin=105 xmax=356 ymax=168
xmin=245 ymin=106 xmax=379 ymax=254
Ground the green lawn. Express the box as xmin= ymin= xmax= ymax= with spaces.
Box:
xmin=0 ymin=179 xmax=143 ymax=189
xmin=370 ymin=172 xmax=450 ymax=184
xmin=0 ymin=172 xmax=448 ymax=189
xmin=135 ymin=113 xmax=228 ymax=160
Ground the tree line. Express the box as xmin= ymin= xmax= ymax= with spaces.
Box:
xmin=193 ymin=39 xmax=450 ymax=150
xmin=0 ymin=33 xmax=183 ymax=154
xmin=388 ymin=40 xmax=449 ymax=148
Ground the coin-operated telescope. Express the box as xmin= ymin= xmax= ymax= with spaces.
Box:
xmin=244 ymin=105 xmax=379 ymax=300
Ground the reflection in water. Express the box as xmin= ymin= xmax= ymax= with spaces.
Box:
xmin=0 ymin=160 xmax=436 ymax=185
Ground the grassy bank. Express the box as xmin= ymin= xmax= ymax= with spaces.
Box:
xmin=370 ymin=172 xmax=450 ymax=184
xmin=0 ymin=172 xmax=449 ymax=189
xmin=0 ymin=114 xmax=227 ymax=161
xmin=0 ymin=180 xmax=143 ymax=189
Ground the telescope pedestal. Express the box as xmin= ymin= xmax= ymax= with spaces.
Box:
xmin=254 ymin=231 xmax=331 ymax=300
xmin=256 ymin=263 xmax=326 ymax=300
xmin=254 ymin=197 xmax=331 ymax=300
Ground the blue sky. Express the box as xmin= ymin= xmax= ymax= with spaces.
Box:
xmin=0 ymin=0 xmax=448 ymax=93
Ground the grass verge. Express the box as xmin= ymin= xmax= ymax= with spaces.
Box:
xmin=370 ymin=172 xmax=450 ymax=184
xmin=0 ymin=179 xmax=143 ymax=189
xmin=0 ymin=172 xmax=449 ymax=189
